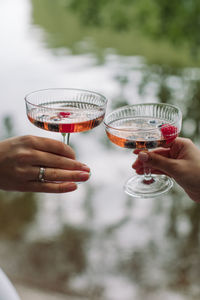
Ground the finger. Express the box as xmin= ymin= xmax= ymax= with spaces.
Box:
xmin=31 ymin=167 xmax=90 ymax=182
xmin=133 ymin=149 xmax=143 ymax=155
xmin=24 ymin=181 xmax=78 ymax=193
xmin=31 ymin=150 xmax=90 ymax=171
xmin=137 ymin=151 xmax=178 ymax=177
xmin=132 ymin=148 xmax=171 ymax=169
xmin=134 ymin=148 xmax=170 ymax=156
xmin=135 ymin=167 xmax=168 ymax=175
xmin=22 ymin=135 xmax=76 ymax=159
xmin=132 ymin=159 xmax=143 ymax=170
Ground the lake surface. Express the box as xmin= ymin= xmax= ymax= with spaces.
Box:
xmin=0 ymin=0 xmax=200 ymax=299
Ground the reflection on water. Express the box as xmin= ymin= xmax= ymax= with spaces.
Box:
xmin=0 ymin=0 xmax=200 ymax=299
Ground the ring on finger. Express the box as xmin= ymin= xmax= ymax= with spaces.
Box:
xmin=38 ymin=167 xmax=46 ymax=183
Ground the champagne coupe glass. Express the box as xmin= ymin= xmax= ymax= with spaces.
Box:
xmin=104 ymin=103 xmax=182 ymax=198
xmin=25 ymin=88 xmax=108 ymax=145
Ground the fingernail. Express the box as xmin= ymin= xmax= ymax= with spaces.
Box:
xmin=80 ymin=164 xmax=90 ymax=172
xmin=68 ymin=183 xmax=77 ymax=190
xmin=138 ymin=152 xmax=149 ymax=162
xmin=79 ymin=172 xmax=90 ymax=180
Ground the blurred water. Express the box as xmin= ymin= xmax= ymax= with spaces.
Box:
xmin=0 ymin=0 xmax=200 ymax=300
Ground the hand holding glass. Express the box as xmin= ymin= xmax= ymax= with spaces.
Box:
xmin=104 ymin=103 xmax=182 ymax=198
xmin=25 ymin=88 xmax=107 ymax=184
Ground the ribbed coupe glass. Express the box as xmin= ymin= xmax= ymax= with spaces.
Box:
xmin=25 ymin=88 xmax=108 ymax=145
xmin=104 ymin=103 xmax=182 ymax=198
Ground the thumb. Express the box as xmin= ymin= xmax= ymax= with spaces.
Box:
xmin=138 ymin=151 xmax=179 ymax=177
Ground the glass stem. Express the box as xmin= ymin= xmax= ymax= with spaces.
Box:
xmin=61 ymin=133 xmax=70 ymax=145
xmin=143 ymin=165 xmax=153 ymax=182
xmin=67 ymin=133 xmax=70 ymax=145
xmin=143 ymin=150 xmax=154 ymax=184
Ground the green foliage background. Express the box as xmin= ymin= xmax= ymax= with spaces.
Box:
xmin=68 ymin=0 xmax=200 ymax=55
xmin=31 ymin=0 xmax=200 ymax=68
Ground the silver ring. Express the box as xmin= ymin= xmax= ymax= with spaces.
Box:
xmin=38 ymin=167 xmax=45 ymax=183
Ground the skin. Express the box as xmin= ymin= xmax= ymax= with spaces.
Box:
xmin=132 ymin=137 xmax=200 ymax=202
xmin=0 ymin=135 xmax=90 ymax=193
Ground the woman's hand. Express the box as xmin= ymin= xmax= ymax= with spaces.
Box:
xmin=0 ymin=135 xmax=90 ymax=193
xmin=132 ymin=138 xmax=200 ymax=202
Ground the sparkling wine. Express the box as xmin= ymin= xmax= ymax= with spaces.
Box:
xmin=105 ymin=116 xmax=176 ymax=149
xmin=28 ymin=102 xmax=105 ymax=133
xmin=106 ymin=131 xmax=167 ymax=149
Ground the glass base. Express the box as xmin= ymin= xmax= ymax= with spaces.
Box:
xmin=124 ymin=174 xmax=173 ymax=198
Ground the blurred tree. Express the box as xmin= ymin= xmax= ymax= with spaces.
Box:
xmin=23 ymin=225 xmax=91 ymax=290
xmin=3 ymin=115 xmax=14 ymax=138
xmin=67 ymin=0 xmax=200 ymax=57
xmin=0 ymin=192 xmax=37 ymax=239
xmin=31 ymin=0 xmax=198 ymax=67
